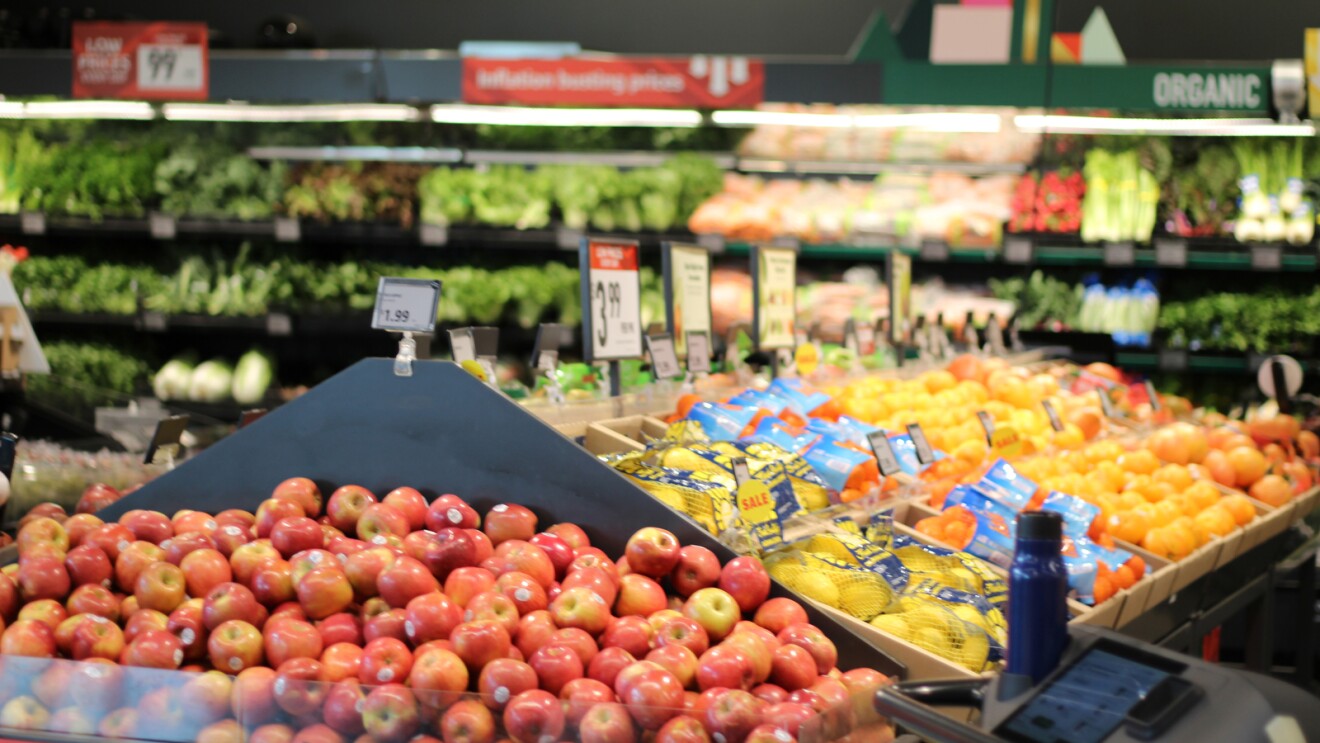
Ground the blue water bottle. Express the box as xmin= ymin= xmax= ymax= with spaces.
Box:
xmin=1007 ymin=511 xmax=1069 ymax=684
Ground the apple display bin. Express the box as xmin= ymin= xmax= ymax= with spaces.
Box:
xmin=0 ymin=655 xmax=894 ymax=743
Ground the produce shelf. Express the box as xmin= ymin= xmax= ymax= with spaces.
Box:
xmin=93 ymin=358 xmax=905 ymax=675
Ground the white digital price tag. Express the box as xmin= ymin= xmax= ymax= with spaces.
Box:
xmin=752 ymin=245 xmax=797 ymax=350
xmin=662 ymin=243 xmax=712 ymax=357
xmin=137 ymin=43 xmax=205 ymax=93
xmin=371 ymin=278 xmax=441 ymax=334
xmin=647 ymin=333 xmax=682 ymax=379
xmin=581 ymin=240 xmax=643 ymax=361
xmin=448 ymin=329 xmax=476 ymax=363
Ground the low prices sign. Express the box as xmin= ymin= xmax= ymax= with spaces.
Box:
xmin=72 ymin=21 xmax=208 ymax=100
xmin=462 ymin=56 xmax=764 ymax=108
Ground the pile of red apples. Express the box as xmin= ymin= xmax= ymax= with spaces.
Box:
xmin=0 ymin=478 xmax=894 ymax=743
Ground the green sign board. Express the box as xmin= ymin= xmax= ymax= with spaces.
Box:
xmin=1049 ymin=65 xmax=1272 ymax=113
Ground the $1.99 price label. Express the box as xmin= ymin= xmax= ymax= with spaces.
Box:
xmin=582 ymin=240 xmax=643 ymax=361
xmin=371 ymin=278 xmax=441 ymax=334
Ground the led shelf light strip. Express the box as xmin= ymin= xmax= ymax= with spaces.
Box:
xmin=1015 ymin=114 xmax=1316 ymax=137
xmin=429 ymin=104 xmax=702 ymax=128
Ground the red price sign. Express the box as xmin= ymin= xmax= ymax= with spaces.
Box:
xmin=73 ymin=21 xmax=209 ymax=100
xmin=463 ymin=56 xmax=763 ymax=108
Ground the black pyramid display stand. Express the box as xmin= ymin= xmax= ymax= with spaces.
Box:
xmin=99 ymin=359 xmax=903 ymax=676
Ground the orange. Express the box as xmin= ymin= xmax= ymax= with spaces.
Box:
xmin=1184 ymin=481 xmax=1221 ymax=512
xmin=1084 ymin=362 xmax=1122 ymax=383
xmin=1249 ymin=474 xmax=1293 ymax=508
xmin=1202 ymin=449 xmax=1237 ymax=487
xmin=1220 ymin=494 xmax=1257 ymax=526
xmin=1194 ymin=506 xmax=1236 ymax=539
xmin=1094 ymin=575 xmax=1116 ymax=604
xmin=1108 ymin=510 xmax=1150 ymax=544
xmin=1226 ymin=446 xmax=1268 ymax=488
xmin=1152 ymin=464 xmax=1194 ymax=492
xmin=1118 ymin=449 xmax=1159 ymax=476
xmin=1069 ymin=408 xmax=1104 ymax=441
xmin=1141 ymin=527 xmax=1175 ymax=560
xmin=1163 ymin=523 xmax=1197 ymax=559
xmin=921 ymin=370 xmax=957 ymax=394
xmin=947 ymin=354 xmax=982 ymax=382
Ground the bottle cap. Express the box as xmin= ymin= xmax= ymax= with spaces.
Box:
xmin=1017 ymin=511 xmax=1062 ymax=541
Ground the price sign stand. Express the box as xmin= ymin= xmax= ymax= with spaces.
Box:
xmin=144 ymin=415 xmax=190 ymax=468
xmin=887 ymin=251 xmax=912 ymax=366
xmin=681 ymin=329 xmax=712 ymax=394
xmin=751 ymin=245 xmax=798 ymax=379
xmin=533 ymin=323 xmax=569 ymax=406
xmin=580 ymin=239 xmax=644 ymax=399
xmin=371 ymin=278 xmax=442 ymax=378
xmin=661 ymin=242 xmax=713 ymax=359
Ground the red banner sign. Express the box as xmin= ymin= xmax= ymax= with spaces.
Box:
xmin=462 ymin=57 xmax=763 ymax=108
xmin=73 ymin=21 xmax=209 ymax=100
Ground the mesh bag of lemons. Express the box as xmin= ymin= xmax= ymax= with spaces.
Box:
xmin=766 ymin=529 xmax=1007 ymax=672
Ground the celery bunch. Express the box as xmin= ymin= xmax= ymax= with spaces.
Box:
xmin=1080 ymin=149 xmax=1159 ymax=242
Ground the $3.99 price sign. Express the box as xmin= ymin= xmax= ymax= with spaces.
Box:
xmin=581 ymin=240 xmax=643 ymax=361
xmin=371 ymin=278 xmax=442 ymax=334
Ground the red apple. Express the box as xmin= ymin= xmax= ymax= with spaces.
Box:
xmin=671 ymin=546 xmax=721 ymax=598
xmin=718 ymin=557 xmax=771 ymax=614
xmin=656 ymin=616 xmax=710 ymax=656
xmin=273 ymin=657 xmax=328 ymax=716
xmin=746 ymin=722 xmax=799 ymax=743
xmin=321 ymin=678 xmax=367 ymax=737
xmin=382 ymin=488 xmax=428 ymax=531
xmin=409 ymin=647 xmax=468 ymax=709
xmin=530 ymin=643 xmax=584 ymax=695
xmin=326 ymin=486 xmax=378 ymax=535
xmin=0 ymin=694 xmax=51 ymax=730
xmin=405 ymin=592 xmax=462 ymax=645
xmin=66 ymin=583 xmax=118 ymax=621
xmin=71 ymin=615 xmax=124 ymax=660
xmin=168 ymin=599 xmax=207 ymax=660
xmin=321 ymin=642 xmax=364 ymax=682
xmin=543 ymin=522 xmax=588 ymax=549
xmin=18 ymin=555 xmax=71 ymax=601
xmin=362 ymin=684 xmax=420 ymax=743
xmin=477 ymin=658 xmax=538 ymax=712
xmin=616 ymin=574 xmax=667 ymax=617
xmin=212 ymin=523 xmax=253 ymax=558
xmin=48 ymin=706 xmax=95 ymax=735
xmin=753 ymin=598 xmax=808 ymax=635
xmin=543 ymin=627 xmax=595 ymax=668
xmin=273 ymin=477 xmax=323 ymax=517
xmin=513 ymin=609 xmax=555 ymax=658
xmin=647 ymin=644 xmax=699 ymax=689
xmin=467 ymin=529 xmax=494 ymax=564
xmin=377 ymin=556 xmax=439 ymax=608
xmin=484 ymin=540 xmax=555 ymax=589
xmin=122 ymin=607 xmax=168 ymax=643
xmin=134 ymin=560 xmax=186 ymax=613
xmin=562 ymin=566 xmax=619 ymax=607
xmin=255 ymin=498 xmax=305 ymax=539
xmin=587 ymin=647 xmax=637 ymax=689
xmin=215 ymin=508 xmax=257 ymax=531
xmin=289 ymin=547 xmax=338 ymax=584
xmin=483 ymin=504 xmax=537 ymax=546
xmin=705 ymin=689 xmax=763 ymax=743
xmin=64 ymin=544 xmax=113 ymax=589
xmin=578 ymin=701 xmax=637 ymax=743
xmin=769 ymin=644 xmax=819 ymax=692
xmin=548 ymin=586 xmax=612 ymax=636
xmin=232 ymin=665 xmax=280 ymax=724
xmin=18 ymin=598 xmax=66 ymax=633
xmin=502 ymin=689 xmax=564 ymax=743
xmin=723 ymin=632 xmax=772 ymax=685
xmin=558 ymin=677 xmax=615 ymax=727
xmin=683 ymin=588 xmax=740 ymax=642
xmin=124 ymin=628 xmax=184 ymax=668
xmin=451 ymin=620 xmax=512 ymax=673
xmin=172 ymin=510 xmax=217 ymax=537
xmin=440 ymin=698 xmax=496 ymax=743
xmin=359 ymin=636 xmax=413 ymax=685
xmin=362 ymin=597 xmax=391 ymax=619
xmin=181 ymin=670 xmax=235 ymax=724
xmin=624 ymin=528 xmax=681 ymax=579
xmin=357 ymin=504 xmax=410 ymax=544
xmin=596 ymin=616 xmax=650 ymax=660
xmin=251 ymin=724 xmax=297 ymax=743
xmin=291 ymin=724 xmax=345 ymax=743
xmin=622 ymin=668 xmax=684 ymax=731
xmin=0 ymin=572 xmax=18 ymax=621
xmin=752 ymin=684 xmax=789 ymax=705
xmin=365 ymin=608 xmax=409 ymax=643
xmin=264 ymin=617 xmax=324 ymax=667
xmin=271 ymin=517 xmax=325 ymax=558
xmin=197 ymin=719 xmax=244 ymax=743
xmin=466 ymin=590 xmax=519 ymax=636
xmin=298 ymin=566 xmax=354 ymax=620
xmin=77 ymin=484 xmax=121 ymax=514
xmin=208 ymin=619 xmax=264 ymax=672
xmin=528 ymin=533 xmax=574 ymax=579
xmin=82 ymin=523 xmax=134 ymax=561
xmin=655 ymin=715 xmax=712 ymax=743
xmin=119 ymin=509 xmax=173 ymax=545
xmin=777 ymin=624 xmax=837 ymax=676
xmin=231 ymin=540 xmax=282 ymax=585
xmin=17 ymin=517 xmax=70 ymax=556
xmin=445 ymin=566 xmax=497 ymax=608
xmin=426 ymin=494 xmax=480 ymax=531
xmin=173 ymin=549 xmax=230 ymax=600
xmin=422 ymin=528 xmax=479 ymax=583
xmin=252 ymin=559 xmax=296 ymax=607
xmin=345 ymin=546 xmax=397 ymax=601
xmin=318 ymin=612 xmax=364 ymax=646
xmin=570 ymin=551 xmax=619 ymax=581
xmin=97 ymin=707 xmax=138 ymax=738
xmin=204 ymin=582 xmax=263 ymax=630
xmin=697 ymin=645 xmax=756 ymax=691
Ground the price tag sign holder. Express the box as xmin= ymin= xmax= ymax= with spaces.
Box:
xmin=750 ymin=245 xmax=798 ymax=378
xmin=581 ymin=239 xmax=644 ymax=398
xmin=372 ymin=277 xmax=442 ymax=378
xmin=533 ymin=323 xmax=570 ymax=405
xmin=646 ymin=332 xmax=682 ymax=381
xmin=682 ymin=330 xmax=712 ymax=393
xmin=144 ymin=415 xmax=190 ymax=468
xmin=887 ymin=251 xmax=913 ymax=366
xmin=661 ymin=242 xmax=713 ymax=359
